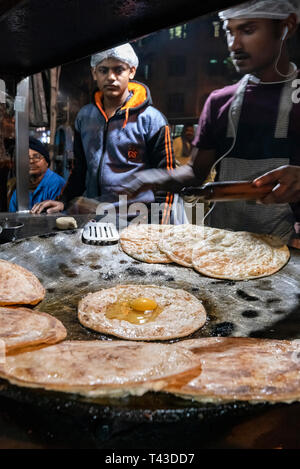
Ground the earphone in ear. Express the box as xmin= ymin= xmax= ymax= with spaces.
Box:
xmin=282 ymin=26 xmax=289 ymax=41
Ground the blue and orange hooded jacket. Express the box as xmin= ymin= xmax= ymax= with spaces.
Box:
xmin=60 ymin=80 xmax=175 ymax=223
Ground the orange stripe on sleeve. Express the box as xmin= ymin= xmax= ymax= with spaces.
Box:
xmin=161 ymin=126 xmax=170 ymax=224
xmin=161 ymin=126 xmax=175 ymax=224
xmin=161 ymin=192 xmax=169 ymax=225
xmin=166 ymin=126 xmax=174 ymax=171
xmin=162 ymin=192 xmax=174 ymax=225
xmin=164 ymin=125 xmax=170 ymax=171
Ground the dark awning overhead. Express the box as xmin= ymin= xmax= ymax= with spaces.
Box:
xmin=0 ymin=0 xmax=242 ymax=80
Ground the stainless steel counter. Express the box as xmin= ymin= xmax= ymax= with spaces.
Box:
xmin=0 ymin=212 xmax=92 ymax=242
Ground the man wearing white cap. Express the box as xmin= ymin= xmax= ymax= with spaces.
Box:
xmin=32 ymin=43 xmax=175 ymax=224
xmin=116 ymin=0 xmax=300 ymax=243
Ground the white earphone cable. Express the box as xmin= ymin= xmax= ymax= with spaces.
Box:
xmin=202 ymin=105 xmax=237 ymax=222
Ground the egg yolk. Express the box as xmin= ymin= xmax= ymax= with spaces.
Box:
xmin=105 ymin=296 xmax=162 ymax=325
xmin=130 ymin=297 xmax=158 ymax=311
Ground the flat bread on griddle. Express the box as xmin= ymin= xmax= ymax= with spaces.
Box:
xmin=119 ymin=224 xmax=173 ymax=263
xmin=78 ymin=284 xmax=207 ymax=341
xmin=192 ymin=230 xmax=290 ymax=280
xmin=0 ymin=340 xmax=201 ymax=398
xmin=164 ymin=337 xmax=300 ymax=404
xmin=158 ymin=224 xmax=219 ymax=267
xmin=0 ymin=259 xmax=45 ymax=305
xmin=0 ymin=306 xmax=67 ymax=353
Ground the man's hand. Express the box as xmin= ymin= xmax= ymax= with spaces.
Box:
xmin=31 ymin=200 xmax=65 ymax=214
xmin=253 ymin=166 xmax=300 ymax=204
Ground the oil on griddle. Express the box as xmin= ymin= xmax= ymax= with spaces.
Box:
xmin=1 ymin=230 xmax=300 ymax=342
xmin=1 ymin=229 xmax=300 ymax=423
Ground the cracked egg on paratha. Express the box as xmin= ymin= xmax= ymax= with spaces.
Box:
xmin=78 ymin=284 xmax=207 ymax=341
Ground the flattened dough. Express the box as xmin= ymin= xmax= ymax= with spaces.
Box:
xmin=0 ymin=306 xmax=67 ymax=352
xmin=120 ymin=224 xmax=173 ymax=263
xmin=192 ymin=230 xmax=290 ymax=280
xmin=0 ymin=340 xmax=201 ymax=398
xmin=78 ymin=284 xmax=207 ymax=340
xmin=0 ymin=259 xmax=46 ymax=306
xmin=159 ymin=224 xmax=219 ymax=267
xmin=164 ymin=337 xmax=300 ymax=404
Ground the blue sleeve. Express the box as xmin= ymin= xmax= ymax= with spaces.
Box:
xmin=9 ymin=191 xmax=17 ymax=212
xmin=46 ymin=176 xmax=66 ymax=200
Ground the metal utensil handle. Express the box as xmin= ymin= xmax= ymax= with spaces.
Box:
xmin=182 ymin=181 xmax=276 ymax=201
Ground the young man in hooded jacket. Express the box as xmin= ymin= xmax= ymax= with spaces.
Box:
xmin=32 ymin=43 xmax=175 ymax=224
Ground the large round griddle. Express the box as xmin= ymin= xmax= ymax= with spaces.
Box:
xmin=0 ymin=229 xmax=300 ymax=424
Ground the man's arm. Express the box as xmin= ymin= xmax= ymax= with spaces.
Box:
xmin=119 ymin=146 xmax=216 ymax=195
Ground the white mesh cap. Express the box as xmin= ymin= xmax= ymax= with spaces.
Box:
xmin=219 ymin=0 xmax=300 ymax=23
xmin=90 ymin=43 xmax=139 ymax=68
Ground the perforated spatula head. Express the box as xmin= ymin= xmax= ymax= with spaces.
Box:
xmin=82 ymin=221 xmax=119 ymax=245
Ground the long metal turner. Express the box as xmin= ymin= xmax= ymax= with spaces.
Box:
xmin=181 ymin=181 xmax=276 ymax=201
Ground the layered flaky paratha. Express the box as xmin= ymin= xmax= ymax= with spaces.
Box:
xmin=163 ymin=337 xmax=300 ymax=404
xmin=158 ymin=224 xmax=219 ymax=267
xmin=78 ymin=284 xmax=207 ymax=341
xmin=0 ymin=259 xmax=45 ymax=305
xmin=0 ymin=340 xmax=201 ymax=398
xmin=119 ymin=224 xmax=173 ymax=263
xmin=0 ymin=306 xmax=67 ymax=353
xmin=192 ymin=230 xmax=290 ymax=280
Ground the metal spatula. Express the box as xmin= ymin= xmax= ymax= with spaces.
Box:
xmin=82 ymin=221 xmax=119 ymax=245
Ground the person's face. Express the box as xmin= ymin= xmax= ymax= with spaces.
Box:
xmin=224 ymin=18 xmax=283 ymax=75
xmin=184 ymin=126 xmax=195 ymax=143
xmin=29 ymin=148 xmax=48 ymax=177
xmin=91 ymin=58 xmax=136 ymax=99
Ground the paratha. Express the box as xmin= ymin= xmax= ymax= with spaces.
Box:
xmin=192 ymin=230 xmax=290 ymax=280
xmin=119 ymin=224 xmax=173 ymax=263
xmin=0 ymin=340 xmax=201 ymax=398
xmin=0 ymin=259 xmax=45 ymax=306
xmin=78 ymin=284 xmax=207 ymax=341
xmin=163 ymin=337 xmax=300 ymax=404
xmin=0 ymin=306 xmax=67 ymax=353
xmin=158 ymin=224 xmax=219 ymax=267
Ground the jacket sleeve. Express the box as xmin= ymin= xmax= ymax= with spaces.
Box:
xmin=58 ymin=129 xmax=87 ymax=205
xmin=146 ymin=125 xmax=175 ymax=171
xmin=146 ymin=124 xmax=176 ymax=224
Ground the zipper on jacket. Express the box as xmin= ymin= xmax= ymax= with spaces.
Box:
xmin=95 ymin=94 xmax=133 ymax=196
xmin=97 ymin=119 xmax=109 ymax=196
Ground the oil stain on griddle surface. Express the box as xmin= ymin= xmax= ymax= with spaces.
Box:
xmin=1 ymin=231 xmax=300 ymax=341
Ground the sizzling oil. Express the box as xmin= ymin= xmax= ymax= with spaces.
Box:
xmin=105 ymin=297 xmax=163 ymax=325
